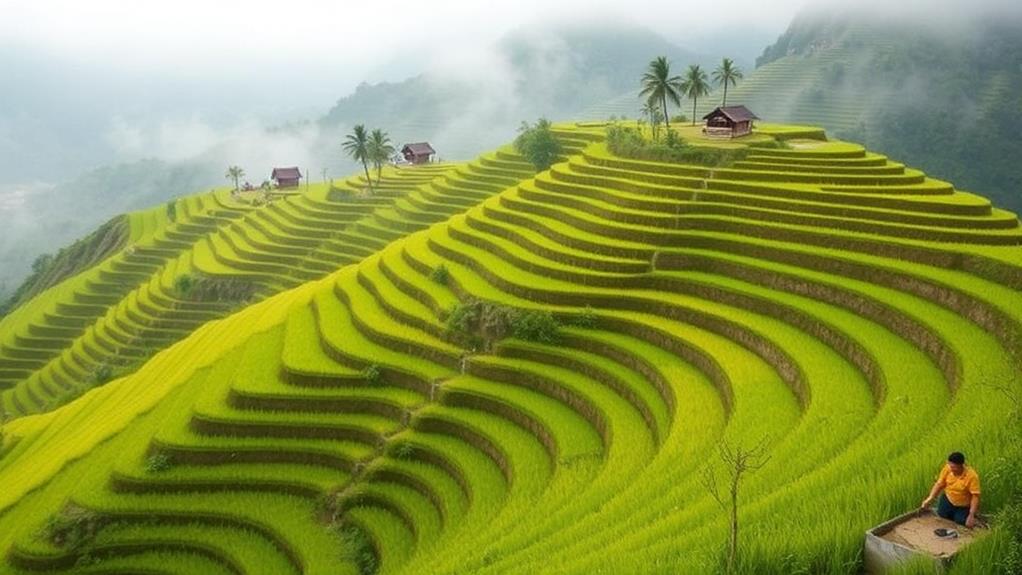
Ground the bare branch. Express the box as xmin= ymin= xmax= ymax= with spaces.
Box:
xmin=700 ymin=466 xmax=726 ymax=509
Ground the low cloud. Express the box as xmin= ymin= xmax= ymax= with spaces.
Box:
xmin=103 ymin=115 xmax=337 ymax=185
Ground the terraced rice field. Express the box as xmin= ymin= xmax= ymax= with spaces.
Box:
xmin=0 ymin=143 xmax=569 ymax=418
xmin=0 ymin=122 xmax=1019 ymax=574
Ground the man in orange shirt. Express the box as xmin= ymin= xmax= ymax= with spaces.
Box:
xmin=920 ymin=451 xmax=981 ymax=528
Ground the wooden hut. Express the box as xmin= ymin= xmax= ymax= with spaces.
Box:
xmin=702 ymin=105 xmax=759 ymax=138
xmin=271 ymin=167 xmax=302 ymax=189
xmin=401 ymin=142 xmax=436 ymax=165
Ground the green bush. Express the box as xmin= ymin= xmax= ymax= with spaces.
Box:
xmin=567 ymin=305 xmax=598 ymax=329
xmin=362 ymin=364 xmax=382 ymax=385
xmin=144 ymin=453 xmax=172 ymax=473
xmin=514 ymin=118 xmax=564 ymax=172
xmin=664 ymin=129 xmax=683 ymax=148
xmin=430 ymin=264 xmax=449 ymax=285
xmin=447 ymin=299 xmax=560 ymax=350
xmin=188 ymin=276 xmax=257 ymax=303
xmin=394 ymin=443 xmax=416 ymax=460
xmin=606 ymin=125 xmax=749 ymax=167
xmin=41 ymin=505 xmax=102 ymax=550
xmin=165 ymin=200 xmax=177 ymax=222
xmin=173 ymin=274 xmax=256 ymax=303
xmin=174 ymin=274 xmax=194 ymax=297
xmin=511 ymin=309 xmax=560 ymax=344
xmin=446 ymin=299 xmax=515 ymax=351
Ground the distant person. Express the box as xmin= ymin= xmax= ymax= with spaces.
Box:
xmin=920 ymin=451 xmax=981 ymax=527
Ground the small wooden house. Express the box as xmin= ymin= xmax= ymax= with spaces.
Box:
xmin=702 ymin=105 xmax=759 ymax=138
xmin=401 ymin=142 xmax=436 ymax=165
xmin=271 ymin=167 xmax=302 ymax=189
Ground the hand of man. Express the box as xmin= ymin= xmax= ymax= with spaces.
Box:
xmin=920 ymin=496 xmax=933 ymax=509
xmin=965 ymin=514 xmax=977 ymax=528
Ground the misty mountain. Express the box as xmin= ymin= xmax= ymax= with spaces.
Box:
xmin=747 ymin=9 xmax=1022 ymax=213
xmin=320 ymin=22 xmax=716 ymax=160
xmin=0 ymin=21 xmax=710 ymax=299
xmin=0 ymin=159 xmax=218 ymax=301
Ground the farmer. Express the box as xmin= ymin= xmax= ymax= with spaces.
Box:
xmin=920 ymin=451 xmax=981 ymax=527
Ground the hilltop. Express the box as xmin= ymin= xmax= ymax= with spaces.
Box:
xmin=0 ymin=121 xmax=1019 ymax=573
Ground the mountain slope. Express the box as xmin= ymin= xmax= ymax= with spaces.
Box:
xmin=0 ymin=122 xmax=1019 ymax=573
xmin=319 ymin=22 xmax=714 ymax=162
xmin=583 ymin=11 xmax=1022 ymax=214
xmin=0 ymin=215 xmax=131 ymax=318
xmin=0 ymin=159 xmax=221 ymax=309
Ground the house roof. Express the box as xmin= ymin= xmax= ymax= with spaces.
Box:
xmin=402 ymin=142 xmax=436 ymax=156
xmin=702 ymin=105 xmax=759 ymax=123
xmin=271 ymin=167 xmax=302 ymax=180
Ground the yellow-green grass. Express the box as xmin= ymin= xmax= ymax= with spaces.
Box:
xmin=0 ymin=152 xmax=546 ymax=419
xmin=0 ymin=121 xmax=1019 ymax=574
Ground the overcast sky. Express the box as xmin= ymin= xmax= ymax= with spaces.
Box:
xmin=1 ymin=0 xmax=1017 ymax=179
xmin=2 ymin=0 xmax=806 ymax=66
xmin=5 ymin=0 xmax=1015 ymax=97
xmin=1 ymin=0 xmax=812 ymax=110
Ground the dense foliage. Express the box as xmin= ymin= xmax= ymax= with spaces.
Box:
xmin=514 ymin=119 xmax=564 ymax=171
xmin=174 ymin=273 xmax=257 ymax=303
xmin=606 ymin=124 xmax=749 ymax=166
xmin=446 ymin=299 xmax=561 ymax=351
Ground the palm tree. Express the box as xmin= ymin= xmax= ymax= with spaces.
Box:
xmin=342 ymin=124 xmax=373 ymax=192
xmin=639 ymin=56 xmax=684 ymax=129
xmin=712 ymin=58 xmax=744 ymax=107
xmin=681 ymin=64 xmax=711 ymax=126
xmin=225 ymin=166 xmax=244 ymax=191
xmin=368 ymin=129 xmax=395 ymax=184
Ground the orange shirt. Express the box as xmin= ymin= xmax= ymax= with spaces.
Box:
xmin=938 ymin=464 xmax=981 ymax=507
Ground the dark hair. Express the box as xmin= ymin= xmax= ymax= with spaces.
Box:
xmin=948 ymin=452 xmax=966 ymax=465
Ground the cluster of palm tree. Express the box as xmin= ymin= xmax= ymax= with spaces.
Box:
xmin=342 ymin=125 xmax=395 ymax=193
xmin=639 ymin=57 xmax=744 ymax=133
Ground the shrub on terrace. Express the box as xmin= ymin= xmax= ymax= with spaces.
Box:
xmin=514 ymin=118 xmax=563 ymax=172
xmin=446 ymin=299 xmax=561 ymax=351
xmin=430 ymin=264 xmax=450 ymax=285
xmin=362 ymin=364 xmax=382 ymax=385
xmin=41 ymin=505 xmax=102 ymax=551
xmin=606 ymin=124 xmax=749 ymax=166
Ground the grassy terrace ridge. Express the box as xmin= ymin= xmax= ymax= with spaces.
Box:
xmin=0 ymin=121 xmax=1019 ymax=574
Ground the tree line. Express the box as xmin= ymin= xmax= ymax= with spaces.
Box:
xmin=639 ymin=56 xmax=744 ymax=133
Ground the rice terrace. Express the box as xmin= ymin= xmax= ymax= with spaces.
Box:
xmin=0 ymin=2 xmax=1020 ymax=574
